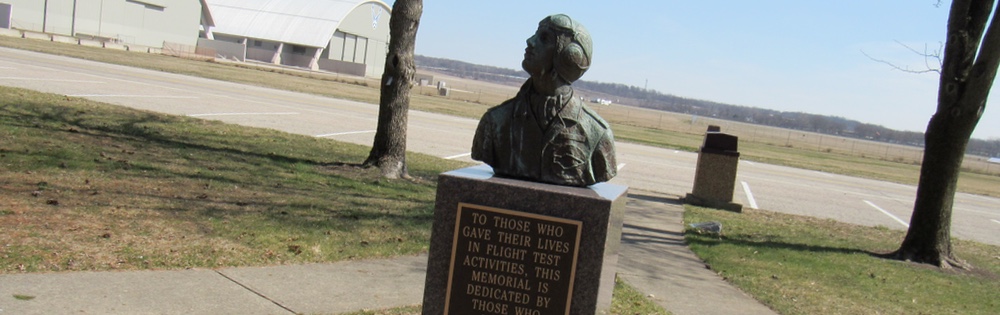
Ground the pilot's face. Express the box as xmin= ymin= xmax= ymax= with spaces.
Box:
xmin=522 ymin=25 xmax=557 ymax=79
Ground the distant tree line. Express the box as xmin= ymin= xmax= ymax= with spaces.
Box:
xmin=415 ymin=55 xmax=526 ymax=85
xmin=415 ymin=55 xmax=1000 ymax=157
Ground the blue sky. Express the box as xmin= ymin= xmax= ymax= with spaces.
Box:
xmin=399 ymin=0 xmax=999 ymax=140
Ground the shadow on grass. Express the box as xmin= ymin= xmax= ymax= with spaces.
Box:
xmin=1 ymin=96 xmax=437 ymax=235
xmin=686 ymin=232 xmax=880 ymax=257
xmin=3 ymin=98 xmax=371 ymax=176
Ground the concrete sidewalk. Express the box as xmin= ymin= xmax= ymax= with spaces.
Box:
xmin=0 ymin=192 xmax=776 ymax=315
xmin=617 ymin=191 xmax=776 ymax=315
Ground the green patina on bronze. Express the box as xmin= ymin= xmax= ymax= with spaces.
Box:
xmin=472 ymin=14 xmax=616 ymax=187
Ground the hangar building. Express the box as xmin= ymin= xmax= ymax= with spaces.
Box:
xmin=202 ymin=0 xmax=391 ymax=77
xmin=0 ymin=0 xmax=205 ymax=47
xmin=0 ymin=0 xmax=391 ymax=78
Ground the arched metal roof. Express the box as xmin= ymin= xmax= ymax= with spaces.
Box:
xmin=204 ymin=0 xmax=389 ymax=48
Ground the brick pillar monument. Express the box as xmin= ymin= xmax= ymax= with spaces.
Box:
xmin=685 ymin=126 xmax=743 ymax=212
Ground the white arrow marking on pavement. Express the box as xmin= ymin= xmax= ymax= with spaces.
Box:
xmin=617 ymin=163 xmax=626 ymax=171
xmin=314 ymin=130 xmax=376 ymax=137
xmin=741 ymin=181 xmax=759 ymax=209
xmin=444 ymin=152 xmax=471 ymax=160
xmin=864 ymin=200 xmax=909 ymax=228
xmin=991 ymin=219 xmax=1000 ymax=225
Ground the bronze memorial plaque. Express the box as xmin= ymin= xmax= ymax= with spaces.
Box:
xmin=444 ymin=203 xmax=582 ymax=315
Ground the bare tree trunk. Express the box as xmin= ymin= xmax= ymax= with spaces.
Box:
xmin=363 ymin=0 xmax=423 ymax=179
xmin=893 ymin=0 xmax=1000 ymax=268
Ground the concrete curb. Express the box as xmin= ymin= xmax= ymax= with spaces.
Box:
xmin=79 ymin=38 xmax=103 ymax=47
xmin=0 ymin=30 xmax=167 ymax=55
xmin=103 ymin=42 xmax=128 ymax=51
xmin=51 ymin=34 xmax=77 ymax=44
xmin=21 ymin=31 xmax=49 ymax=41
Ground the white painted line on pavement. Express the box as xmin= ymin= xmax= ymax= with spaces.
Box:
xmin=444 ymin=152 xmax=471 ymax=160
xmin=314 ymin=130 xmax=376 ymax=137
xmin=992 ymin=219 xmax=1000 ymax=225
xmin=617 ymin=163 xmax=626 ymax=171
xmin=0 ymin=77 xmax=105 ymax=83
xmin=73 ymin=94 xmax=199 ymax=98
xmin=188 ymin=112 xmax=298 ymax=117
xmin=864 ymin=200 xmax=909 ymax=228
xmin=741 ymin=181 xmax=759 ymax=209
xmin=742 ymin=160 xmax=756 ymax=166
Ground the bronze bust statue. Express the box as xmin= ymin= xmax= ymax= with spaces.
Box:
xmin=471 ymin=14 xmax=617 ymax=187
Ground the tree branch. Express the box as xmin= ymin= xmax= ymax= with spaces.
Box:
xmin=862 ymin=43 xmax=942 ymax=74
xmin=899 ymin=40 xmax=944 ymax=71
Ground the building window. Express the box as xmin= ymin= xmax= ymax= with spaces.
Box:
xmin=291 ymin=45 xmax=307 ymax=54
xmin=254 ymin=40 xmax=262 ymax=47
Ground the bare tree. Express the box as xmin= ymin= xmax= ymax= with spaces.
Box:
xmin=363 ymin=0 xmax=423 ymax=179
xmin=892 ymin=0 xmax=1000 ymax=268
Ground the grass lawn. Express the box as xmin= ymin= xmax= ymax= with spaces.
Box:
xmin=0 ymin=85 xmax=469 ymax=272
xmin=684 ymin=206 xmax=1000 ymax=315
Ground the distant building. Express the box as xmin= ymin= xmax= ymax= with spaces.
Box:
xmin=201 ymin=0 xmax=391 ymax=77
xmin=1 ymin=0 xmax=205 ymax=47
xmin=1 ymin=0 xmax=391 ymax=78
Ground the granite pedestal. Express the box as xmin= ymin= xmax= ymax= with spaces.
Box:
xmin=422 ymin=165 xmax=627 ymax=315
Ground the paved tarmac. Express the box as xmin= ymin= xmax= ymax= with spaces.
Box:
xmin=0 ymin=189 xmax=776 ymax=315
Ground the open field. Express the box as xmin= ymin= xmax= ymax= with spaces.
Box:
xmin=685 ymin=206 xmax=1000 ymax=315
xmin=2 ymin=35 xmax=996 ymax=199
xmin=416 ymin=69 xmax=1000 ymax=182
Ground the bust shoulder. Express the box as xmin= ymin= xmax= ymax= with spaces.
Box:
xmin=481 ymin=96 xmax=524 ymax=121
xmin=576 ymin=101 xmax=610 ymax=130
